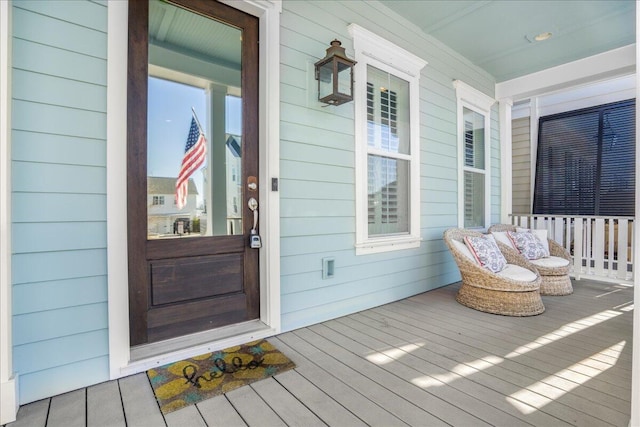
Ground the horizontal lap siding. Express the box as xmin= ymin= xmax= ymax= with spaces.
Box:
xmin=279 ymin=0 xmax=497 ymax=331
xmin=512 ymin=117 xmax=531 ymax=214
xmin=11 ymin=0 xmax=108 ymax=404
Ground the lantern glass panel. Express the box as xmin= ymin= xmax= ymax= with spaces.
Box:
xmin=337 ymin=60 xmax=352 ymax=96
xmin=318 ymin=62 xmax=334 ymax=101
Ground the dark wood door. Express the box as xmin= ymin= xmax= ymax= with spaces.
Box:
xmin=127 ymin=0 xmax=259 ymax=346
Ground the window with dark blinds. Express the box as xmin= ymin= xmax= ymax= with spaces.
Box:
xmin=533 ymin=99 xmax=635 ymax=216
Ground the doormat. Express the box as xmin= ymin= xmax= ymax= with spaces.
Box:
xmin=147 ymin=339 xmax=295 ymax=414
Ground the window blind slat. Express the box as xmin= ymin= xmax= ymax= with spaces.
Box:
xmin=533 ymin=99 xmax=635 ymax=216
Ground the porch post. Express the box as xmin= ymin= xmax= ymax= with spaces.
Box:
xmin=206 ymin=83 xmax=228 ymax=236
xmin=499 ymin=98 xmax=513 ymax=224
xmin=630 ymin=8 xmax=640 ymax=426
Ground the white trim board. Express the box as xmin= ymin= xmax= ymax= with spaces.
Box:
xmin=0 ymin=0 xmax=18 ymax=423
xmin=507 ymin=75 xmax=635 ymax=120
xmin=107 ymin=0 xmax=282 ymax=380
xmin=630 ymin=9 xmax=639 ymax=427
xmin=495 ymin=44 xmax=635 ymax=101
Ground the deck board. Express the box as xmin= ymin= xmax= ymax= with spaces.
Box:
xmin=5 ymin=279 xmax=633 ymax=427
xmin=118 ymin=373 xmax=165 ymax=427
xmin=87 ymin=380 xmax=126 ymax=427
xmin=251 ymin=376 xmax=327 ymax=426
xmin=47 ymin=389 xmax=85 ymax=427
xmin=6 ymin=398 xmax=49 ymax=427
xmin=197 ymin=395 xmax=248 ymax=427
xmin=225 ymin=383 xmax=287 ymax=427
xmin=164 ymin=405 xmax=206 ymax=427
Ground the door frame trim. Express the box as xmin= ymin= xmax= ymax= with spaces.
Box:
xmin=107 ymin=0 xmax=282 ymax=379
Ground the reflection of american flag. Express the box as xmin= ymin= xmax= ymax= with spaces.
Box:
xmin=175 ymin=116 xmax=207 ymax=209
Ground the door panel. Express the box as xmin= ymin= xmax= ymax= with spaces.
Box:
xmin=146 ymin=294 xmax=248 ymax=343
xmin=128 ymin=0 xmax=259 ymax=346
xmin=150 ymin=254 xmax=244 ymax=306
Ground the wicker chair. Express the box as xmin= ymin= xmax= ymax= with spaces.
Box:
xmin=443 ymin=228 xmax=544 ymax=316
xmin=488 ymin=224 xmax=573 ymax=296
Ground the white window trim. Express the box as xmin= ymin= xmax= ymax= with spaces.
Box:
xmin=348 ymin=24 xmax=426 ymax=255
xmin=107 ymin=0 xmax=281 ymax=379
xmin=453 ymin=80 xmax=495 ymax=230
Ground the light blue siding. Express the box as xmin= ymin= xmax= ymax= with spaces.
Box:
xmin=13 ymin=69 xmax=106 ymax=111
xmin=12 ymin=276 xmax=107 ymax=315
xmin=12 ymin=130 xmax=106 ymax=167
xmin=12 ymin=161 xmax=106 ymax=193
xmin=278 ymin=0 xmax=498 ymax=332
xmin=12 ymin=249 xmax=107 ymax=292
xmin=12 ymin=193 xmax=106 ymax=223
xmin=12 ymin=223 xmax=107 ymax=253
xmin=18 ymin=357 xmax=110 ymax=405
xmin=11 ymin=0 xmax=108 ymax=404
xmin=13 ymin=330 xmax=109 ymax=375
xmin=13 ymin=38 xmax=107 ymax=85
xmin=12 ymin=100 xmax=106 ymax=139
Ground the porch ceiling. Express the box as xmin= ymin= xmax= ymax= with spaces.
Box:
xmin=378 ymin=0 xmax=636 ymax=83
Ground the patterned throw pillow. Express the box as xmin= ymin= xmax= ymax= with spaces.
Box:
xmin=516 ymin=227 xmax=550 ymax=254
xmin=463 ymin=234 xmax=507 ymax=273
xmin=507 ymin=230 xmax=550 ymax=260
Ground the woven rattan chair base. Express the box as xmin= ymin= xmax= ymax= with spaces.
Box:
xmin=456 ymin=281 xmax=545 ymax=316
xmin=540 ymin=274 xmax=573 ymax=296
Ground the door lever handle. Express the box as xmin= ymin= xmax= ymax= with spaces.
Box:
xmin=247 ymin=197 xmax=261 ymax=248
xmin=248 ymin=198 xmax=259 ymax=233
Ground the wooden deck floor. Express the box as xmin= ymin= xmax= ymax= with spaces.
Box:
xmin=6 ymin=279 xmax=633 ymax=427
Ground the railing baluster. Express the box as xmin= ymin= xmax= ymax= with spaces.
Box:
xmin=593 ymin=218 xmax=605 ymax=276
xmin=554 ymin=217 xmax=564 ymax=247
xmin=574 ymin=218 xmax=583 ymax=280
xmin=618 ymin=219 xmax=629 ymax=280
xmin=607 ymin=218 xmax=615 ymax=277
xmin=508 ymin=213 xmax=633 ymax=284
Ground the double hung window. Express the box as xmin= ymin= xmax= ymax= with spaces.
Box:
xmin=349 ymin=24 xmax=426 ymax=254
xmin=454 ymin=81 xmax=494 ymax=229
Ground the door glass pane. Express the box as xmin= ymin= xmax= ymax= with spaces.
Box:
xmin=146 ymin=0 xmax=242 ymax=239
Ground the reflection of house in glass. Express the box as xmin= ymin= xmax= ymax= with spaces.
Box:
xmin=147 ymin=176 xmax=198 ymax=237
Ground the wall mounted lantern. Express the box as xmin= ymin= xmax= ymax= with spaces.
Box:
xmin=314 ymin=39 xmax=356 ymax=106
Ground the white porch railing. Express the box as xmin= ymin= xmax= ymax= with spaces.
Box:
xmin=510 ymin=214 xmax=634 ymax=284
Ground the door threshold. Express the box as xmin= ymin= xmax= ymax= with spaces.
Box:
xmin=122 ymin=320 xmax=275 ymax=376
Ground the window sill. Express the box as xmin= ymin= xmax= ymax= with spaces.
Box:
xmin=355 ymin=236 xmax=421 ymax=255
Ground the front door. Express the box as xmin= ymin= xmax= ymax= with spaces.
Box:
xmin=127 ymin=0 xmax=260 ymax=346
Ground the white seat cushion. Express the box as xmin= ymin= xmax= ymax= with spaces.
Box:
xmin=491 ymin=231 xmax=516 ymax=250
xmin=496 ymin=264 xmax=538 ymax=282
xmin=452 ymin=239 xmax=476 ymax=263
xmin=530 ymin=256 xmax=570 ymax=268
